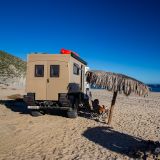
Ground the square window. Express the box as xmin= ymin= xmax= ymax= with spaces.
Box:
xmin=35 ymin=65 xmax=44 ymax=77
xmin=73 ymin=63 xmax=79 ymax=75
xmin=50 ymin=65 xmax=60 ymax=77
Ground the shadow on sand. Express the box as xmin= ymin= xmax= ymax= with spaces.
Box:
xmin=83 ymin=126 xmax=159 ymax=159
xmin=0 ymin=100 xmax=29 ymax=114
xmin=0 ymin=100 xmax=67 ymax=117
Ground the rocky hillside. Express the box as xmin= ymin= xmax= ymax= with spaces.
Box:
xmin=0 ymin=50 xmax=26 ymax=87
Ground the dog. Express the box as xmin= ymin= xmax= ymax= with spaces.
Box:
xmin=99 ymin=105 xmax=107 ymax=114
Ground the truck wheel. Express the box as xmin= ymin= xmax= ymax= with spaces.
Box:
xmin=30 ymin=110 xmax=44 ymax=117
xmin=67 ymin=109 xmax=78 ymax=118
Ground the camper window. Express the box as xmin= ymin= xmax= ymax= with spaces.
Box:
xmin=35 ymin=65 xmax=44 ymax=77
xmin=50 ymin=65 xmax=60 ymax=77
xmin=73 ymin=63 xmax=79 ymax=75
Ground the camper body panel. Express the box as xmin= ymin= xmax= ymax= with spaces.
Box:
xmin=69 ymin=56 xmax=85 ymax=93
xmin=26 ymin=54 xmax=70 ymax=100
xmin=27 ymin=54 xmax=70 ymax=62
xmin=26 ymin=53 xmax=87 ymax=101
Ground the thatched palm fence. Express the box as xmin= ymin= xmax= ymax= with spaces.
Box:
xmin=86 ymin=70 xmax=149 ymax=125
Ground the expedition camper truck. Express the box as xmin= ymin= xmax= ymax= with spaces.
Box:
xmin=24 ymin=50 xmax=90 ymax=118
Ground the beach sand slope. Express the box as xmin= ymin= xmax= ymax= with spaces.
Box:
xmin=0 ymin=87 xmax=160 ymax=160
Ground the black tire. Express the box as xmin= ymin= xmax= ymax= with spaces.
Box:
xmin=30 ymin=110 xmax=44 ymax=117
xmin=67 ymin=109 xmax=78 ymax=118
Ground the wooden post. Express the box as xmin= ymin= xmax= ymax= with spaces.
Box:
xmin=107 ymin=91 xmax=118 ymax=125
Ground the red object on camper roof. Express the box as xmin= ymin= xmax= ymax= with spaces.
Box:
xmin=60 ymin=48 xmax=79 ymax=57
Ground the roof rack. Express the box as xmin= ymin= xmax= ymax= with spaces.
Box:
xmin=71 ymin=53 xmax=87 ymax=65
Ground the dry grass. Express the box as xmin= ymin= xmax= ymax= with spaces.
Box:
xmin=7 ymin=94 xmax=23 ymax=100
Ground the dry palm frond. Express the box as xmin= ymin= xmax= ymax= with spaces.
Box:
xmin=86 ymin=70 xmax=149 ymax=96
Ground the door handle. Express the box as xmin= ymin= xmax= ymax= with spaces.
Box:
xmin=47 ymin=78 xmax=49 ymax=83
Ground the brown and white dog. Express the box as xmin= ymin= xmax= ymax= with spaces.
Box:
xmin=99 ymin=105 xmax=107 ymax=114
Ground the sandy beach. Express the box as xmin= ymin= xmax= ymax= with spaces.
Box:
xmin=0 ymin=86 xmax=160 ymax=160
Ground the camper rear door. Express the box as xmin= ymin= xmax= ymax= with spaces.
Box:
xmin=27 ymin=61 xmax=47 ymax=100
xmin=46 ymin=61 xmax=69 ymax=100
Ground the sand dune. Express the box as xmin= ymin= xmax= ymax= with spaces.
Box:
xmin=0 ymin=87 xmax=160 ymax=160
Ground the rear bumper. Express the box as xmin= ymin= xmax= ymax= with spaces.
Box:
xmin=28 ymin=106 xmax=40 ymax=109
xmin=27 ymin=105 xmax=71 ymax=111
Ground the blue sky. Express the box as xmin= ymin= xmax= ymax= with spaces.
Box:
xmin=0 ymin=0 xmax=160 ymax=83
